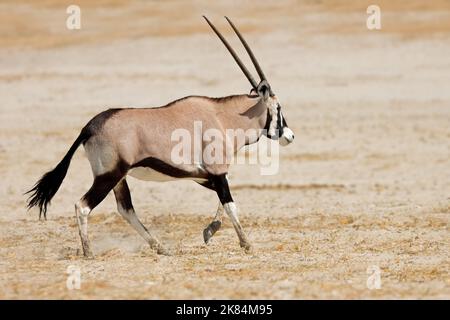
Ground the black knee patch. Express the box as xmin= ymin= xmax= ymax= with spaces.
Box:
xmin=209 ymin=174 xmax=233 ymax=204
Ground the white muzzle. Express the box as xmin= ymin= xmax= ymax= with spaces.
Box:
xmin=279 ymin=127 xmax=294 ymax=146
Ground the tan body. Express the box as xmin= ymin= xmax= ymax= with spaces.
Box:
xmin=86 ymin=94 xmax=267 ymax=179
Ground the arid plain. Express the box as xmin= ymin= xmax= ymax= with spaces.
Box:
xmin=0 ymin=0 xmax=449 ymax=299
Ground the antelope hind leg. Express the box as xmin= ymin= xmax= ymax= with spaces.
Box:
xmin=113 ymin=179 xmax=169 ymax=255
xmin=75 ymin=170 xmax=124 ymax=258
xmin=75 ymin=201 xmax=94 ymax=258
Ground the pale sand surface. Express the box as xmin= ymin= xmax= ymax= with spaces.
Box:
xmin=0 ymin=0 xmax=449 ymax=299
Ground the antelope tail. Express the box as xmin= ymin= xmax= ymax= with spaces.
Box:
xmin=26 ymin=130 xmax=90 ymax=219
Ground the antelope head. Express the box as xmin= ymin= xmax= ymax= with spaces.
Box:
xmin=203 ymin=16 xmax=295 ymax=146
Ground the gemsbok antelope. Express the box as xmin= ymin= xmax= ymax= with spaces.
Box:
xmin=26 ymin=16 xmax=294 ymax=258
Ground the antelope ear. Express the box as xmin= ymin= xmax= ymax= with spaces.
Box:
xmin=256 ymin=80 xmax=271 ymax=101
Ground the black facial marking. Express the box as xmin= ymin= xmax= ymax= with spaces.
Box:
xmin=264 ymin=105 xmax=285 ymax=140
xmin=276 ymin=105 xmax=284 ymax=136
xmin=264 ymin=109 xmax=273 ymax=135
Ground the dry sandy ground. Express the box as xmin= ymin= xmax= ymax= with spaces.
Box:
xmin=0 ymin=1 xmax=449 ymax=299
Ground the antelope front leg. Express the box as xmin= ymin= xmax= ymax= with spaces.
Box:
xmin=203 ymin=202 xmax=224 ymax=244
xmin=211 ymin=174 xmax=252 ymax=251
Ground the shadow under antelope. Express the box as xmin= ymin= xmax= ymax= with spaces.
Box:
xmin=26 ymin=16 xmax=294 ymax=258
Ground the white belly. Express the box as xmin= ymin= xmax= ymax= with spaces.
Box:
xmin=127 ymin=166 xmax=208 ymax=183
xmin=128 ymin=167 xmax=175 ymax=182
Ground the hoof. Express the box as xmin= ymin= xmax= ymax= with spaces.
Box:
xmin=154 ymin=244 xmax=171 ymax=256
xmin=82 ymin=244 xmax=94 ymax=259
xmin=203 ymin=221 xmax=221 ymax=244
xmin=157 ymin=248 xmax=172 ymax=256
xmin=240 ymin=242 xmax=252 ymax=252
xmin=83 ymin=251 xmax=95 ymax=260
xmin=203 ymin=228 xmax=213 ymax=244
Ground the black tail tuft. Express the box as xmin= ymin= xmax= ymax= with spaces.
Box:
xmin=26 ymin=132 xmax=89 ymax=219
xmin=26 ymin=162 xmax=68 ymax=220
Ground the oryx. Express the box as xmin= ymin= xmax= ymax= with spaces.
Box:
xmin=26 ymin=16 xmax=294 ymax=258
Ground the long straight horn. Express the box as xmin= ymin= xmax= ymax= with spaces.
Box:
xmin=224 ymin=16 xmax=267 ymax=83
xmin=203 ymin=15 xmax=258 ymax=89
